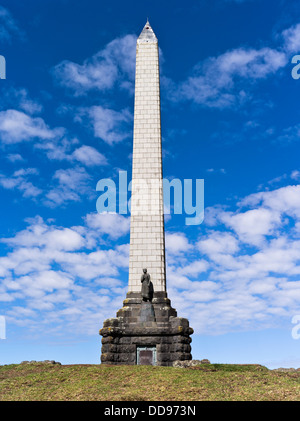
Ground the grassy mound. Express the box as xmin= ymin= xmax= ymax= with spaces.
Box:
xmin=0 ymin=363 xmax=300 ymax=401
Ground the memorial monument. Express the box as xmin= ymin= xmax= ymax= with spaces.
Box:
xmin=99 ymin=20 xmax=193 ymax=366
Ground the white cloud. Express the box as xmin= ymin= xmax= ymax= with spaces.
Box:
xmin=85 ymin=212 xmax=130 ymax=239
xmin=291 ymin=170 xmax=300 ymax=180
xmin=0 ymin=167 xmax=42 ymax=198
xmin=216 ymin=47 xmax=286 ymax=78
xmin=282 ymin=23 xmax=300 ymax=53
xmin=19 ymin=270 xmax=74 ymax=293
xmin=53 ymin=34 xmax=136 ymax=95
xmin=173 ymin=47 xmax=287 ymax=108
xmin=0 ymin=87 xmax=43 ymax=115
xmin=75 ymin=105 xmax=132 ymax=145
xmin=45 ymin=166 xmax=92 ymax=207
xmin=165 ymin=232 xmax=191 ymax=255
xmin=165 ymin=22 xmax=299 ymax=110
xmin=21 ymin=227 xmax=83 ymax=251
xmin=198 ymin=231 xmax=239 ymax=256
xmin=0 ymin=91 xmax=108 ymax=169
xmin=0 ymin=106 xmax=106 ymax=172
xmin=0 ymin=215 xmax=129 ymax=334
xmin=206 ymin=168 xmax=226 ymax=174
xmin=0 ymin=6 xmax=24 ymax=43
xmin=35 ymin=136 xmax=79 ymax=161
xmin=221 ymin=208 xmax=282 ymax=246
xmin=239 ymin=184 xmax=300 ymax=219
xmin=3 ymin=178 xmax=300 ymax=338
xmin=177 ymin=260 xmax=209 ymax=277
xmin=52 ymin=167 xmax=89 ymax=191
xmin=165 ymin=182 xmax=300 ymax=334
xmin=71 ymin=145 xmax=107 ymax=166
xmin=1 ymin=144 xmax=107 ymax=204
xmin=54 ymin=57 xmax=117 ymax=93
xmin=0 ymin=109 xmax=63 ymax=144
xmin=6 ymin=153 xmax=24 ymax=163
xmin=276 ymin=122 xmax=300 ymax=144
xmin=37 ymin=138 xmax=108 ymax=167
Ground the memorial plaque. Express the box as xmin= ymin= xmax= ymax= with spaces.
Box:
xmin=137 ymin=347 xmax=157 ymax=365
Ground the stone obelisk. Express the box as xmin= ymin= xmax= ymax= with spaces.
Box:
xmin=129 ymin=20 xmax=166 ymax=293
xmin=99 ymin=21 xmax=193 ymax=366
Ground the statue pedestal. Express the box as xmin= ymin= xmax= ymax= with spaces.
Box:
xmin=140 ymin=300 xmax=156 ymax=323
xmin=99 ymin=292 xmax=193 ymax=366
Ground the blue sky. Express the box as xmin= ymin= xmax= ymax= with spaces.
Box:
xmin=1 ymin=0 xmax=300 ymax=369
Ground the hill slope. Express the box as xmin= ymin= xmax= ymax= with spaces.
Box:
xmin=0 ymin=363 xmax=300 ymax=401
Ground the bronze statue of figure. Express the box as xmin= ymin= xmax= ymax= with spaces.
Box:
xmin=141 ymin=268 xmax=153 ymax=301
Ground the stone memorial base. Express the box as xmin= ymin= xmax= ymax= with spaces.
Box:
xmin=99 ymin=292 xmax=193 ymax=366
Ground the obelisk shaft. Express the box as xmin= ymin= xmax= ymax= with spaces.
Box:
xmin=100 ymin=22 xmax=193 ymax=367
xmin=128 ymin=22 xmax=166 ymax=292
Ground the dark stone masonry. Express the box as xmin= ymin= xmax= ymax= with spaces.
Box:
xmin=99 ymin=292 xmax=193 ymax=366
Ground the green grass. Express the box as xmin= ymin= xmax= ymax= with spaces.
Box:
xmin=0 ymin=363 xmax=300 ymax=401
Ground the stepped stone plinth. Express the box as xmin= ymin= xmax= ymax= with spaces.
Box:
xmin=100 ymin=292 xmax=193 ymax=366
